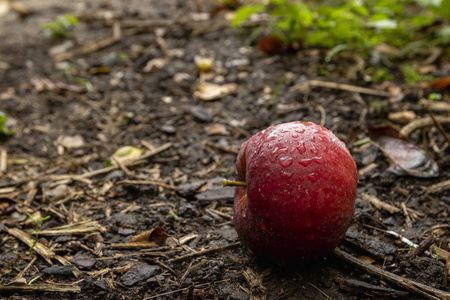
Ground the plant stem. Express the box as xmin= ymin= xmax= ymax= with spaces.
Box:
xmin=223 ymin=179 xmax=246 ymax=187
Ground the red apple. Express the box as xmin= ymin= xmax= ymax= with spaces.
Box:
xmin=231 ymin=121 xmax=358 ymax=263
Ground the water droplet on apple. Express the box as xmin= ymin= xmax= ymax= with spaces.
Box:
xmin=310 ymin=146 xmax=319 ymax=154
xmin=307 ymin=173 xmax=319 ymax=182
xmin=291 ymin=133 xmax=299 ymax=138
xmin=267 ymin=143 xmax=273 ymax=149
xmin=280 ymin=171 xmax=293 ymax=179
xmin=297 ymin=142 xmax=306 ymax=154
xmin=279 ymin=156 xmax=293 ymax=167
xmin=299 ymin=159 xmax=312 ymax=167
xmin=311 ymin=136 xmax=316 ymax=142
xmin=323 ymin=145 xmax=329 ymax=152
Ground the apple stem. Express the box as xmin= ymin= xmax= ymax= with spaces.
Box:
xmin=223 ymin=179 xmax=247 ymax=187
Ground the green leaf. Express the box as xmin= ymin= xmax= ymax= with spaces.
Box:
xmin=0 ymin=111 xmax=14 ymax=136
xmin=232 ymin=5 xmax=265 ymax=27
xmin=367 ymin=19 xmax=397 ymax=29
xmin=439 ymin=25 xmax=450 ymax=43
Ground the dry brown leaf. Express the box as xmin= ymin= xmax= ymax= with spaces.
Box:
xmin=0 ymin=0 xmax=10 ymax=17
xmin=59 ymin=135 xmax=85 ymax=149
xmin=357 ymin=255 xmax=375 ymax=264
xmin=428 ymin=77 xmax=450 ymax=90
xmin=132 ymin=227 xmax=168 ymax=245
xmin=32 ymin=78 xmax=55 ymax=93
xmin=194 ymin=82 xmax=238 ymax=101
xmin=257 ymin=36 xmax=284 ymax=54
xmin=143 ymin=57 xmax=171 ymax=73
xmin=388 ymin=111 xmax=416 ymax=124
xmin=207 ymin=124 xmax=229 ymax=136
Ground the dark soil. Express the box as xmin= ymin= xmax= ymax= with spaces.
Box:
xmin=0 ymin=1 xmax=449 ymax=299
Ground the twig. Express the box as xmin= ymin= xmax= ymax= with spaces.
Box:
xmin=401 ymin=202 xmax=412 ymax=227
xmin=12 ymin=257 xmax=37 ymax=282
xmin=0 ymin=148 xmax=6 ymax=173
xmin=143 ymin=279 xmax=230 ymax=299
xmin=5 ymin=227 xmax=82 ymax=277
xmin=316 ymin=105 xmax=326 ymax=127
xmin=117 ymin=179 xmax=176 ymax=190
xmin=243 ymin=268 xmax=267 ymax=300
xmin=204 ymin=141 xmax=239 ymax=154
xmin=294 ymin=80 xmax=391 ymax=97
xmin=179 ymin=260 xmax=194 ymax=285
xmin=425 ymin=106 xmax=450 ymax=146
xmin=361 ymin=193 xmax=400 ymax=214
xmin=407 ymin=236 xmax=435 ymax=260
xmin=79 ymin=142 xmax=173 ymax=179
xmin=0 ymin=283 xmax=81 ymax=293
xmin=427 ymin=179 xmax=450 ymax=194
xmin=400 ymin=116 xmax=450 ymax=138
xmin=38 ymin=219 xmax=105 ymax=236
xmin=309 ymin=283 xmax=332 ymax=299
xmin=167 ymin=241 xmax=241 ymax=263
xmin=444 ymin=256 xmax=450 ymax=286
xmin=334 ymin=248 xmax=450 ymax=300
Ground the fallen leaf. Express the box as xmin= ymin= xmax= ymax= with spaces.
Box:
xmin=47 ymin=184 xmax=74 ymax=200
xmin=378 ymin=136 xmax=439 ymax=178
xmin=207 ymin=124 xmax=229 ymax=135
xmin=0 ymin=0 xmax=10 ymax=17
xmin=257 ymin=36 xmax=284 ymax=54
xmin=10 ymin=1 xmax=31 ymax=19
xmin=59 ymin=135 xmax=85 ymax=149
xmin=368 ymin=125 xmax=405 ymax=141
xmin=32 ymin=78 xmax=55 ymax=93
xmin=357 ymin=255 xmax=375 ymax=264
xmin=195 ymin=57 xmax=213 ymax=72
xmin=143 ymin=57 xmax=171 ymax=73
xmin=388 ymin=111 xmax=416 ymax=124
xmin=111 ymin=146 xmax=142 ymax=166
xmin=428 ymin=77 xmax=450 ymax=90
xmin=194 ymin=82 xmax=238 ymax=101
xmin=132 ymin=227 xmax=168 ymax=244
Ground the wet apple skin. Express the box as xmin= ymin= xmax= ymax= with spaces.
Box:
xmin=233 ymin=122 xmax=359 ymax=263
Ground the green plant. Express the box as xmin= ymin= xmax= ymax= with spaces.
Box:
xmin=400 ymin=64 xmax=434 ymax=84
xmin=166 ymin=210 xmax=179 ymax=220
xmin=64 ymin=65 xmax=93 ymax=92
xmin=436 ymin=241 xmax=442 ymax=261
xmin=234 ymin=0 xmax=449 ymax=50
xmin=0 ymin=111 xmax=14 ymax=136
xmin=27 ymin=214 xmax=51 ymax=258
xmin=42 ymin=14 xmax=79 ymax=40
xmin=233 ymin=0 xmax=450 ymax=82
xmin=367 ymin=67 xmax=394 ymax=83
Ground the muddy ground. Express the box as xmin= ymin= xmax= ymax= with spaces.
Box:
xmin=0 ymin=1 xmax=449 ymax=299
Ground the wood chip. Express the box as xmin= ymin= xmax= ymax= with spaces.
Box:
xmin=361 ymin=193 xmax=400 ymax=214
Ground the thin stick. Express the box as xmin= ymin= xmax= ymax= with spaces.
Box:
xmin=13 ymin=257 xmax=37 ymax=281
xmin=0 ymin=283 xmax=80 ymax=293
xmin=426 ymin=106 xmax=450 ymax=146
xmin=309 ymin=283 xmax=332 ymax=299
xmin=167 ymin=241 xmax=241 ymax=263
xmin=79 ymin=142 xmax=173 ymax=179
xmin=400 ymin=116 xmax=450 ymax=138
xmin=296 ymin=80 xmax=392 ymax=97
xmin=334 ymin=248 xmax=450 ymax=300
xmin=117 ymin=179 xmax=176 ymax=190
xmin=223 ymin=179 xmax=246 ymax=187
